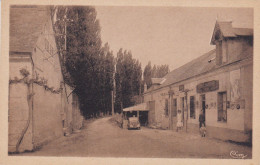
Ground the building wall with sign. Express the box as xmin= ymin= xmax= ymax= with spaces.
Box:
xmin=144 ymin=50 xmax=252 ymax=142
xmin=143 ymin=21 xmax=253 ymax=142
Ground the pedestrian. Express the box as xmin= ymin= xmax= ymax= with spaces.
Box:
xmin=200 ymin=123 xmax=206 ymax=137
xmin=176 ymin=110 xmax=183 ymax=132
xmin=199 ymin=110 xmax=205 ymax=129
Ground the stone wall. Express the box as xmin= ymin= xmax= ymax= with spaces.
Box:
xmin=32 ymin=84 xmax=64 ymax=147
xmin=8 ymin=56 xmax=33 ymax=152
xmin=8 ymin=14 xmax=66 ymax=152
xmin=30 ymin=14 xmax=64 ymax=148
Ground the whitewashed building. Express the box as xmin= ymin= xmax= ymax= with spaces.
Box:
xmin=9 ymin=5 xmax=83 ymax=153
xmin=143 ymin=21 xmax=253 ymax=142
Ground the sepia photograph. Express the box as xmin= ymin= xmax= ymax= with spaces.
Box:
xmin=1 ymin=1 xmax=258 ymax=163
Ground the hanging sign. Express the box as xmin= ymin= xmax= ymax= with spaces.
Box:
xmin=196 ymin=80 xmax=219 ymax=93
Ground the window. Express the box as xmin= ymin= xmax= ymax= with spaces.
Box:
xmin=172 ymin=98 xmax=177 ymax=117
xmin=164 ymin=99 xmax=169 ymax=117
xmin=218 ymin=92 xmax=227 ymax=122
xmin=216 ymin=41 xmax=222 ymax=65
xmin=190 ymin=96 xmax=195 ymax=119
xmin=222 ymin=41 xmax=227 ymax=63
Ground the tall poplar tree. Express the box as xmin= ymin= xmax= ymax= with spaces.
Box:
xmin=114 ymin=49 xmax=142 ymax=113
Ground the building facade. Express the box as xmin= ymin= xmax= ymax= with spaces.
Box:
xmin=9 ymin=6 xmax=83 ymax=152
xmin=143 ymin=21 xmax=253 ymax=142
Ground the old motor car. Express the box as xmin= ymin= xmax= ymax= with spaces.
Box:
xmin=128 ymin=116 xmax=141 ymax=130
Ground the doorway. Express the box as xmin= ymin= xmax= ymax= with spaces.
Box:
xmin=200 ymin=94 xmax=206 ymax=121
xmin=171 ymin=98 xmax=177 ymax=129
xmin=217 ymin=92 xmax=227 ymax=122
xmin=148 ymin=101 xmax=155 ymax=126
xmin=139 ymin=111 xmax=148 ymax=126
xmin=181 ymin=97 xmax=185 ymax=123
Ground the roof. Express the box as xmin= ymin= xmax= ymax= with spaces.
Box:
xmin=145 ymin=49 xmax=217 ymax=93
xmin=144 ymin=20 xmax=253 ymax=94
xmin=218 ymin=21 xmax=236 ymax=37
xmin=233 ymin=28 xmax=253 ymax=36
xmin=211 ymin=21 xmax=253 ymax=44
xmin=151 ymin=78 xmax=165 ymax=85
xmin=145 ymin=45 xmax=253 ymax=94
xmin=10 ymin=5 xmax=50 ymax=53
xmin=123 ymin=103 xmax=149 ymax=112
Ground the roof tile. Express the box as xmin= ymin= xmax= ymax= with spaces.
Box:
xmin=145 ymin=49 xmax=216 ymax=93
xmin=10 ymin=6 xmax=50 ymax=52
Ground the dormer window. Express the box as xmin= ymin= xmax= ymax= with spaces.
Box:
xmin=211 ymin=21 xmax=253 ymax=66
xmin=216 ymin=40 xmax=227 ymax=65
xmin=222 ymin=41 xmax=227 ymax=63
xmin=216 ymin=41 xmax=222 ymax=65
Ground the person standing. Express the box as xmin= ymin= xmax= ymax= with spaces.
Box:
xmin=176 ymin=110 xmax=183 ymax=132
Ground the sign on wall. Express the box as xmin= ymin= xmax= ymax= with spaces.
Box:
xmin=196 ymin=80 xmax=219 ymax=93
xmin=230 ymin=69 xmax=241 ymax=102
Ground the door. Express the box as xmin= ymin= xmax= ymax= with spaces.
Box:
xmin=217 ymin=92 xmax=227 ymax=122
xmin=200 ymin=94 xmax=206 ymax=121
xmin=148 ymin=101 xmax=155 ymax=126
xmin=171 ymin=98 xmax=177 ymax=129
xmin=181 ymin=97 xmax=185 ymax=123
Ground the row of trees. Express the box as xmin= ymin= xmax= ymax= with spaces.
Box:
xmin=115 ymin=49 xmax=142 ymax=113
xmin=51 ymin=6 xmax=169 ymax=118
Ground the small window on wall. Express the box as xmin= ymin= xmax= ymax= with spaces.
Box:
xmin=218 ymin=92 xmax=227 ymax=122
xmin=164 ymin=99 xmax=169 ymax=117
xmin=190 ymin=96 xmax=195 ymax=119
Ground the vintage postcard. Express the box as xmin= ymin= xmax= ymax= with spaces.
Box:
xmin=1 ymin=0 xmax=260 ymax=165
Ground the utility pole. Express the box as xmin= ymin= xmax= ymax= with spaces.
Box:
xmin=111 ymin=57 xmax=116 ymax=116
xmin=184 ymin=89 xmax=191 ymax=132
xmin=111 ymin=90 xmax=114 ymax=116
xmin=64 ymin=8 xmax=68 ymax=61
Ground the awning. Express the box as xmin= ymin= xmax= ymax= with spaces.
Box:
xmin=123 ymin=103 xmax=149 ymax=112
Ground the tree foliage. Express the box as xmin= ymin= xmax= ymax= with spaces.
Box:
xmin=51 ymin=6 xmax=167 ymax=117
xmin=52 ymin=6 xmax=115 ymax=118
xmin=115 ymin=49 xmax=142 ymax=113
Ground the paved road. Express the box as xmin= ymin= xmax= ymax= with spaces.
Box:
xmin=17 ymin=117 xmax=252 ymax=158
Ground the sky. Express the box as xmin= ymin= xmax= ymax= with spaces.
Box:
xmin=95 ymin=7 xmax=253 ymax=71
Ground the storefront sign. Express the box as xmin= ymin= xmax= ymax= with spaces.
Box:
xmin=196 ymin=80 xmax=219 ymax=93
xmin=160 ymin=93 xmax=168 ymax=96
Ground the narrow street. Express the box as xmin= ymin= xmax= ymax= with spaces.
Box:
xmin=17 ymin=117 xmax=251 ymax=158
